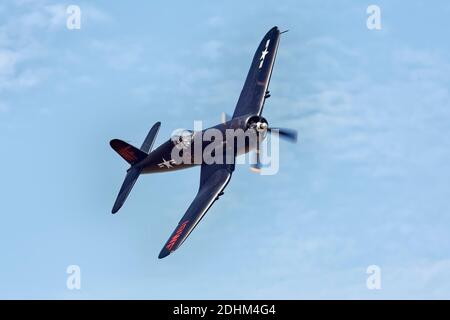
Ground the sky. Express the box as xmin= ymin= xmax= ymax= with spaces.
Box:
xmin=1 ymin=0 xmax=450 ymax=299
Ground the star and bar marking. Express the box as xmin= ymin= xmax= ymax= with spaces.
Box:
xmin=158 ymin=157 xmax=176 ymax=168
xmin=259 ymin=39 xmax=270 ymax=69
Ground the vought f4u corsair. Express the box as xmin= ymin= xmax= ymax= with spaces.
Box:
xmin=110 ymin=26 xmax=297 ymax=258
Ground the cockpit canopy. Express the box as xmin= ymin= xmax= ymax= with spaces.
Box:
xmin=171 ymin=129 xmax=194 ymax=150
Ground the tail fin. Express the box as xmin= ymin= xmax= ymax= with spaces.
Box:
xmin=110 ymin=139 xmax=147 ymax=165
xmin=110 ymin=140 xmax=146 ymax=213
xmin=140 ymin=121 xmax=161 ymax=153
xmin=110 ymin=122 xmax=161 ymax=214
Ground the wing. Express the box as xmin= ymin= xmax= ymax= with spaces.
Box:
xmin=158 ymin=162 xmax=234 ymax=259
xmin=232 ymin=26 xmax=281 ymax=119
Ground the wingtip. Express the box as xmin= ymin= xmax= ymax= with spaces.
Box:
xmin=152 ymin=121 xmax=162 ymax=131
xmin=110 ymin=139 xmax=119 ymax=148
xmin=158 ymin=249 xmax=171 ymax=259
xmin=111 ymin=202 xmax=122 ymax=214
xmin=271 ymin=26 xmax=279 ymax=34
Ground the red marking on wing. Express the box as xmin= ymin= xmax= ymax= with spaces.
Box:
xmin=166 ymin=220 xmax=190 ymax=251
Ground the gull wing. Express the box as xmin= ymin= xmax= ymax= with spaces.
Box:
xmin=158 ymin=162 xmax=234 ymax=259
xmin=232 ymin=26 xmax=281 ymax=118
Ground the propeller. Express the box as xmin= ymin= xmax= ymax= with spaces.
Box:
xmin=248 ymin=119 xmax=297 ymax=173
xmin=250 ymin=147 xmax=263 ymax=173
xmin=267 ymin=127 xmax=298 ymax=143
xmin=251 ymin=121 xmax=297 ymax=143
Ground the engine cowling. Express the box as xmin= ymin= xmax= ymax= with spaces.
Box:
xmin=246 ymin=115 xmax=269 ymax=133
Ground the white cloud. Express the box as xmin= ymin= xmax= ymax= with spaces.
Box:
xmin=91 ymin=40 xmax=143 ymax=71
xmin=44 ymin=4 xmax=67 ymax=29
xmin=0 ymin=1 xmax=110 ymax=98
xmin=81 ymin=3 xmax=111 ymax=24
xmin=0 ymin=3 xmax=58 ymax=94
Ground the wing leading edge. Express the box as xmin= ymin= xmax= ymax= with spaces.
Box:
xmin=158 ymin=162 xmax=234 ymax=259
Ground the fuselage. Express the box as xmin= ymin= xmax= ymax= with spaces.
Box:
xmin=138 ymin=114 xmax=266 ymax=174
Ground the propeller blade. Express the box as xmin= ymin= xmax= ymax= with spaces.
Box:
xmin=250 ymin=148 xmax=263 ymax=173
xmin=268 ymin=127 xmax=298 ymax=143
xmin=250 ymin=138 xmax=264 ymax=173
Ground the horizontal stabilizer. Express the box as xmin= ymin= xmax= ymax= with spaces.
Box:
xmin=112 ymin=166 xmax=142 ymax=214
xmin=110 ymin=139 xmax=147 ymax=165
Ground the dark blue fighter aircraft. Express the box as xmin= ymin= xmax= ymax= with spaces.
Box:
xmin=110 ymin=26 xmax=297 ymax=258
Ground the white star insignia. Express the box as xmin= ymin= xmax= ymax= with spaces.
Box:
xmin=259 ymin=39 xmax=270 ymax=69
xmin=158 ymin=157 xmax=175 ymax=168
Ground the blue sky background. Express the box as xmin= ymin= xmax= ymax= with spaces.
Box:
xmin=1 ymin=0 xmax=450 ymax=299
